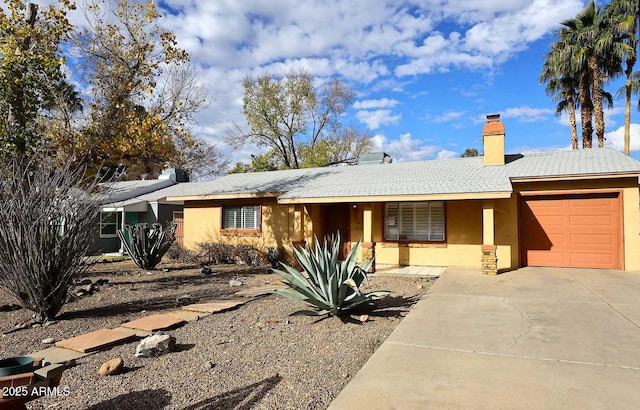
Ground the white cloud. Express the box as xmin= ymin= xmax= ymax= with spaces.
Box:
xmin=372 ymin=132 xmax=442 ymax=162
xmin=356 ymin=110 xmax=402 ymax=130
xmin=353 ymin=98 xmax=399 ymax=109
xmin=501 ymin=106 xmax=554 ymax=122
xmin=604 ymin=124 xmax=640 ymax=152
xmin=429 ymin=110 xmax=466 ymax=123
xmin=436 ymin=149 xmax=459 ymax=159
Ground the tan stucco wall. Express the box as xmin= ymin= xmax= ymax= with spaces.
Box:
xmin=370 ymin=200 xmax=496 ymax=268
xmin=183 ymin=198 xmax=293 ymax=252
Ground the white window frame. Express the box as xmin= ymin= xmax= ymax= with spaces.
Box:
xmin=222 ymin=206 xmax=261 ymax=230
xmin=100 ymin=212 xmax=122 ymax=238
xmin=384 ymin=202 xmax=445 ymax=242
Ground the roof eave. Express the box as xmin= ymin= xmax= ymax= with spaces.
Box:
xmin=277 ymin=191 xmax=512 ymax=204
xmin=167 ymin=192 xmax=283 ymax=201
xmin=510 ymin=172 xmax=640 ymax=183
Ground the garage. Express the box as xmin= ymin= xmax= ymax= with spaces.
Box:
xmin=520 ymin=192 xmax=621 ymax=269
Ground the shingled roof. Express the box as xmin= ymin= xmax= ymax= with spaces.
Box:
xmin=166 ymin=148 xmax=640 ymax=202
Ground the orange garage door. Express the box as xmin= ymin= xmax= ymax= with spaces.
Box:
xmin=520 ymin=193 xmax=621 ymax=269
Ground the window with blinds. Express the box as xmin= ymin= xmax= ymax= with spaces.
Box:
xmin=222 ymin=206 xmax=260 ymax=230
xmin=384 ymin=202 xmax=445 ymax=241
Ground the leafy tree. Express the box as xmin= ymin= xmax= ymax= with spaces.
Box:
xmin=228 ymin=151 xmax=280 ymax=174
xmin=460 ymin=148 xmax=480 ymax=157
xmin=0 ymin=0 xmax=75 ymax=159
xmin=228 ymin=69 xmax=372 ymax=169
xmin=71 ymin=0 xmax=225 ymax=179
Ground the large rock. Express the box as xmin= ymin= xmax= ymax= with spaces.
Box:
xmin=99 ymin=358 xmax=124 ymax=376
xmin=134 ymin=332 xmax=176 ymax=358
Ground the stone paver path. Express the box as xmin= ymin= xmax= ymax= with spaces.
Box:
xmin=121 ymin=313 xmax=185 ymax=332
xmin=55 ymin=328 xmax=136 ymax=353
xmin=28 ymin=282 xmax=287 ymax=364
xmin=181 ymin=299 xmax=248 ymax=313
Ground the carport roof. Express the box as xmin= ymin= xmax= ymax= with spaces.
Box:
xmin=165 ymin=148 xmax=640 ymax=202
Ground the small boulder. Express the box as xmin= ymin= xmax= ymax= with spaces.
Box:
xmin=176 ymin=294 xmax=194 ymax=305
xmin=95 ymin=278 xmax=110 ymax=286
xmin=359 ymin=314 xmax=369 ymax=323
xmin=99 ymin=358 xmax=124 ymax=376
xmin=199 ymin=267 xmax=212 ymax=275
xmin=41 ymin=337 xmax=55 ymax=344
xmin=78 ymin=278 xmax=92 ymax=286
xmin=228 ymin=279 xmax=242 ymax=287
xmin=135 ymin=332 xmax=176 ymax=358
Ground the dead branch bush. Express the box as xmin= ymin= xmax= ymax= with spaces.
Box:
xmin=0 ymin=156 xmax=103 ymax=320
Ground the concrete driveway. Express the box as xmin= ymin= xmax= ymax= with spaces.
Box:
xmin=330 ymin=267 xmax=640 ymax=409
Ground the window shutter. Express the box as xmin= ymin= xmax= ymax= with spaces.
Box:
xmin=243 ymin=206 xmax=259 ymax=230
xmin=385 ymin=203 xmax=399 ymax=240
xmin=223 ymin=207 xmax=240 ymax=229
xmin=400 ymin=203 xmax=414 ymax=239
xmin=414 ymin=203 xmax=429 ymax=240
xmin=429 ymin=202 xmax=445 ymax=241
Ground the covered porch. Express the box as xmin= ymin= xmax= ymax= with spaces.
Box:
xmin=284 ymin=196 xmax=516 ymax=275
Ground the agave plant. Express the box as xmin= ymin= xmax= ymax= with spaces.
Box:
xmin=273 ymin=232 xmax=389 ymax=316
xmin=118 ymin=222 xmax=176 ymax=270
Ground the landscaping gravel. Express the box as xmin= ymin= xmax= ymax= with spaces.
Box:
xmin=0 ymin=260 xmax=434 ymax=409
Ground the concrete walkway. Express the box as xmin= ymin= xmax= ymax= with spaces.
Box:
xmin=376 ymin=264 xmax=445 ymax=277
xmin=330 ymin=267 xmax=640 ymax=409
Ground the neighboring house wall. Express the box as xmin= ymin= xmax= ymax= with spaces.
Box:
xmin=159 ymin=204 xmax=183 ymax=227
xmin=92 ymin=213 xmax=121 ymax=254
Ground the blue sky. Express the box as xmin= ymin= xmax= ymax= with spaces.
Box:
xmin=66 ymin=0 xmax=640 ymax=165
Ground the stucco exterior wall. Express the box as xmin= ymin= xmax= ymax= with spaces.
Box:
xmin=370 ymin=200 xmax=488 ymax=267
xmin=183 ymin=198 xmax=293 ymax=253
xmin=182 ymin=176 xmax=640 ymax=271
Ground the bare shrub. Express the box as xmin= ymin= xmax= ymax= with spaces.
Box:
xmin=0 ymin=156 xmax=103 ymax=321
xmin=236 ymin=245 xmax=267 ymax=267
xmin=196 ymin=242 xmax=237 ymax=266
xmin=166 ymin=242 xmax=197 ymax=263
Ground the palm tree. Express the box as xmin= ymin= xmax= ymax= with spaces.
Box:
xmin=551 ymin=1 xmax=625 ymax=149
xmin=552 ymin=10 xmax=595 ymax=148
xmin=608 ymin=0 xmax=639 ymax=155
xmin=540 ymin=49 xmax=580 ymax=149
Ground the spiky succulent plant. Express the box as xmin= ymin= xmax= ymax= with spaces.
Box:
xmin=118 ymin=222 xmax=176 ymax=270
xmin=273 ymin=232 xmax=389 ymax=316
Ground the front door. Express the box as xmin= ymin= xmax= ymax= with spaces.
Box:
xmin=324 ymin=204 xmax=351 ymax=259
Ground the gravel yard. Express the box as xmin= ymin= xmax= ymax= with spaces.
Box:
xmin=0 ymin=259 xmax=434 ymax=409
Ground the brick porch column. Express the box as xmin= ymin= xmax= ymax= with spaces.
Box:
xmin=362 ymin=242 xmax=376 ymax=273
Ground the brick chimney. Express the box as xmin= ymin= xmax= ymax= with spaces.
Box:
xmin=482 ymin=114 xmax=505 ymax=166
